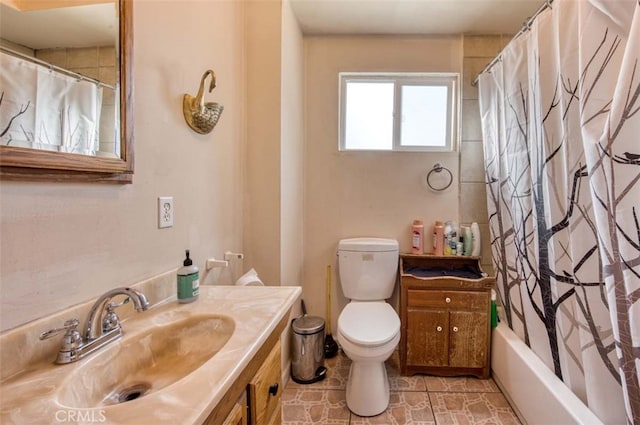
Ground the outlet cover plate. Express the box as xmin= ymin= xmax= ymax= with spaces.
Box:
xmin=158 ymin=196 xmax=173 ymax=228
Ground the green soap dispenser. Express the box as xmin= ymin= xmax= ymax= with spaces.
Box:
xmin=177 ymin=250 xmax=199 ymax=303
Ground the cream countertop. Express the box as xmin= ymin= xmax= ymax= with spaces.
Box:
xmin=0 ymin=285 xmax=301 ymax=424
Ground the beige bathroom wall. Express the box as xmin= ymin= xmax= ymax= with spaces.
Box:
xmin=302 ymin=35 xmax=463 ymax=326
xmin=280 ymin=0 xmax=304 ymax=288
xmin=243 ymin=0 xmax=305 ymax=290
xmin=0 ymin=0 xmax=245 ymax=331
xmin=279 ymin=0 xmax=305 ymax=382
xmin=243 ymin=0 xmax=282 ymax=287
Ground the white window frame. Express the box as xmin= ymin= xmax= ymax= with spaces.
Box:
xmin=338 ymin=72 xmax=459 ymax=152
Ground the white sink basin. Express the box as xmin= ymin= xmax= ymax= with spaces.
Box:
xmin=57 ymin=314 xmax=234 ymax=408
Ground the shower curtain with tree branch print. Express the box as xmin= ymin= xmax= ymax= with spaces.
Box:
xmin=478 ymin=0 xmax=639 ymax=423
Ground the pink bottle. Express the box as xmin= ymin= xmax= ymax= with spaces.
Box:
xmin=433 ymin=221 xmax=444 ymax=256
xmin=411 ymin=220 xmax=424 ymax=254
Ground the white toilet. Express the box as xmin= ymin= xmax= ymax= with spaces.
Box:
xmin=336 ymin=237 xmax=400 ymax=417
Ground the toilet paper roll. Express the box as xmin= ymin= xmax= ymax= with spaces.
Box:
xmin=235 ymin=268 xmax=264 ymax=286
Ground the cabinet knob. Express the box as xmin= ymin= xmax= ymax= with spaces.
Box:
xmin=268 ymin=383 xmax=279 ymax=396
xmin=436 ymin=326 xmax=443 ymax=332
xmin=445 ymin=297 xmax=451 ymax=303
xmin=452 ymin=326 xmax=459 ymax=332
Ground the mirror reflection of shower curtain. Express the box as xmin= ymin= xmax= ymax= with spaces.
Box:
xmin=478 ymin=1 xmax=640 ymax=424
xmin=0 ymin=52 xmax=103 ymax=155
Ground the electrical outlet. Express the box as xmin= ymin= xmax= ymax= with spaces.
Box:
xmin=158 ymin=197 xmax=173 ymax=228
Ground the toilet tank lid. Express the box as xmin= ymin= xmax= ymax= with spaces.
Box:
xmin=338 ymin=238 xmax=399 ymax=252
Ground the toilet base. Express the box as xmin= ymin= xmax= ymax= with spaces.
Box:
xmin=345 ymin=360 xmax=390 ymax=417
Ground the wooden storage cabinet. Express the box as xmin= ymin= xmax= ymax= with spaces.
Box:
xmin=203 ymin=314 xmax=288 ymax=425
xmin=248 ymin=340 xmax=282 ymax=425
xmin=400 ymin=254 xmax=494 ymax=378
xmin=221 ymin=395 xmax=247 ymax=425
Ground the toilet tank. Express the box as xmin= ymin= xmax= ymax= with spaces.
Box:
xmin=337 ymin=238 xmax=399 ymax=301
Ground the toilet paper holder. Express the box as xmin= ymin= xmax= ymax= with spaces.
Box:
xmin=206 ymin=258 xmax=228 ymax=270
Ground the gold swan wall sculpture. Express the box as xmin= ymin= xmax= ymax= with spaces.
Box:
xmin=183 ymin=70 xmax=224 ymax=134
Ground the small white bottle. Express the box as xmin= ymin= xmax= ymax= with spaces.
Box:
xmin=471 ymin=222 xmax=482 ymax=257
xmin=177 ymin=250 xmax=199 ymax=303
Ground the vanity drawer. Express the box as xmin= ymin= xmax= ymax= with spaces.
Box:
xmin=407 ymin=289 xmax=487 ymax=310
xmin=248 ymin=340 xmax=281 ymax=425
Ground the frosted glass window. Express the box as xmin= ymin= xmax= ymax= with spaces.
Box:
xmin=400 ymin=85 xmax=448 ymax=147
xmin=344 ymin=82 xmax=394 ymax=150
xmin=339 ymin=73 xmax=458 ymax=152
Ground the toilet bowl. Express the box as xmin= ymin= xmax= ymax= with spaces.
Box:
xmin=336 ymin=238 xmax=400 ymax=417
xmin=337 ymin=301 xmax=400 ymax=417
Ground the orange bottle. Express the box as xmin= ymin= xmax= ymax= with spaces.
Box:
xmin=411 ymin=220 xmax=424 ymax=254
xmin=433 ymin=221 xmax=444 ymax=256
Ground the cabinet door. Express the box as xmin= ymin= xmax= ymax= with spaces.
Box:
xmin=449 ymin=311 xmax=488 ymax=368
xmin=407 ymin=308 xmax=449 ymax=367
xmin=248 ymin=341 xmax=281 ymax=425
xmin=205 ymin=393 xmax=247 ymax=425
xmin=222 ymin=400 xmax=247 ymax=425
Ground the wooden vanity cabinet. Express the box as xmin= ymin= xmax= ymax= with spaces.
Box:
xmin=208 ymin=341 xmax=281 ymax=425
xmin=399 ymin=254 xmax=494 ymax=379
xmin=203 ymin=315 xmax=287 ymax=425
xmin=221 ymin=394 xmax=247 ymax=425
xmin=248 ymin=341 xmax=281 ymax=425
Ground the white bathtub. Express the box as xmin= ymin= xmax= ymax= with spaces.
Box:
xmin=491 ymin=322 xmax=604 ymax=425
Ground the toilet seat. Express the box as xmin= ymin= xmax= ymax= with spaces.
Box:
xmin=338 ymin=302 xmax=400 ymax=347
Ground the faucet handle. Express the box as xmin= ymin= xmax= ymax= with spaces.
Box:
xmin=40 ymin=318 xmax=83 ymax=354
xmin=102 ymin=297 xmax=131 ymax=332
xmin=39 ymin=319 xmax=80 ymax=340
xmin=102 ymin=303 xmax=121 ymax=333
xmin=40 ymin=319 xmax=84 ymax=365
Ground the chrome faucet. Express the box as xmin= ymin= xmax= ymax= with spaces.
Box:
xmin=40 ymin=287 xmax=149 ymax=364
xmin=84 ymin=287 xmax=149 ymax=340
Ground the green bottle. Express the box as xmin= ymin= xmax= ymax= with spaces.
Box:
xmin=177 ymin=250 xmax=199 ymax=303
xmin=491 ymin=289 xmax=498 ymax=328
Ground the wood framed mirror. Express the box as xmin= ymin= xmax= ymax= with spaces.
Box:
xmin=0 ymin=0 xmax=133 ymax=183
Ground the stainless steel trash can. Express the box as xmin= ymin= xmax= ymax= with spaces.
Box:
xmin=291 ymin=315 xmax=327 ymax=384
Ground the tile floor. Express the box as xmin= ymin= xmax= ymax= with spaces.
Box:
xmin=283 ymin=350 xmax=521 ymax=424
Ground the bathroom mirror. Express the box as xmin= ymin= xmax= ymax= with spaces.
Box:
xmin=0 ymin=0 xmax=133 ymax=183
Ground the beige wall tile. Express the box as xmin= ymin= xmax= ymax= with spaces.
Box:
xmin=71 ymin=67 xmax=100 ymax=80
xmin=462 ymin=57 xmax=492 ymax=100
xmin=99 ymin=108 xmax=116 ymax=149
xmin=67 ymin=47 xmax=98 ymax=68
xmin=460 ymin=141 xmax=485 ymax=183
xmin=479 ymin=223 xmax=493 ymax=269
xmin=102 ymin=87 xmax=116 ymax=106
xmin=99 ymin=141 xmax=116 ymax=155
xmin=460 ymin=182 xmax=489 ymax=224
xmin=99 ymin=46 xmax=116 ymax=67
xmin=98 ymin=66 xmax=117 ymax=86
xmin=35 ymin=48 xmax=67 ymax=68
xmin=461 ymin=99 xmax=482 ymax=141
xmin=463 ymin=35 xmax=502 ymax=57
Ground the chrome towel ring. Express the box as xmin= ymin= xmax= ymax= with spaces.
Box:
xmin=426 ymin=163 xmax=453 ymax=191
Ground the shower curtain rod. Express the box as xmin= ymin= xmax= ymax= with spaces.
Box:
xmin=0 ymin=45 xmax=116 ymax=90
xmin=471 ymin=0 xmax=553 ymax=87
